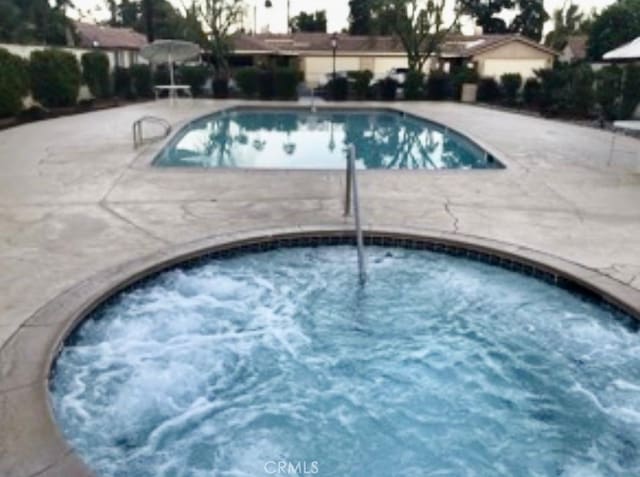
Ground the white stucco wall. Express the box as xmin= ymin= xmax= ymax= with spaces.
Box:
xmin=303 ymin=54 xmax=410 ymax=85
xmin=480 ymin=58 xmax=550 ymax=79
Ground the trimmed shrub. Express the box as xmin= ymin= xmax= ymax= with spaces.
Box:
xmin=180 ymin=65 xmax=209 ymax=97
xmin=425 ymin=71 xmax=452 ymax=100
xmin=535 ymin=63 xmax=595 ymax=118
xmin=621 ymin=64 xmax=640 ymax=120
xmin=153 ymin=66 xmax=171 ymax=86
xmin=349 ymin=70 xmax=373 ymax=100
xmin=213 ymin=77 xmax=230 ymax=98
xmin=30 ymin=49 xmax=81 ymax=108
xmin=404 ymin=70 xmax=425 ymax=100
xmin=500 ymin=73 xmax=522 ymax=105
xmin=258 ymin=70 xmax=276 ymax=100
xmin=378 ymin=77 xmax=398 ymax=101
xmin=568 ymin=63 xmax=595 ymax=117
xmin=113 ymin=67 xmax=133 ymax=99
xmin=235 ymin=67 xmax=260 ymax=98
xmin=81 ymin=51 xmax=110 ymax=99
xmin=522 ymin=78 xmax=541 ymax=108
xmin=130 ymin=64 xmax=153 ymax=98
xmin=595 ymin=65 xmax=623 ymax=120
xmin=477 ymin=77 xmax=502 ymax=102
xmin=327 ymin=76 xmax=349 ymax=101
xmin=0 ymin=48 xmax=29 ymax=117
xmin=274 ymin=67 xmax=299 ymax=100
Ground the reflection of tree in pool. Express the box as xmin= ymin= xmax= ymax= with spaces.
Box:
xmin=342 ymin=113 xmax=478 ymax=169
xmin=201 ymin=114 xmax=237 ymax=167
xmin=233 ymin=112 xmax=301 ymax=156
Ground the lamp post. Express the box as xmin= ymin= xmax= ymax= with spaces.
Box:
xmin=331 ymin=32 xmax=338 ymax=80
xmin=330 ymin=33 xmax=338 ymax=100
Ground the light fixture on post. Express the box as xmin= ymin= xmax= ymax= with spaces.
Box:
xmin=331 ymin=32 xmax=338 ymax=80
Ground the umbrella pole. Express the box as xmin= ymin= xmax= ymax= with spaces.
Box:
xmin=169 ymin=52 xmax=175 ymax=101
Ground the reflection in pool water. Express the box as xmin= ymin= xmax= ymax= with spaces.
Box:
xmin=153 ymin=109 xmax=502 ymax=170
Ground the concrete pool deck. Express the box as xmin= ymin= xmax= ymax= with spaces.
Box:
xmin=0 ymin=99 xmax=639 ymax=476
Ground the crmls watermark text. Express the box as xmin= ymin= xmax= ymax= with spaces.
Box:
xmin=264 ymin=460 xmax=319 ymax=475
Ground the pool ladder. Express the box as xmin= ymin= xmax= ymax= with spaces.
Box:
xmin=133 ymin=116 xmax=172 ymax=149
xmin=344 ymin=144 xmax=367 ymax=285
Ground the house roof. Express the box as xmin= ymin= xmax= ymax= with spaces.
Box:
xmin=74 ymin=21 xmax=148 ymax=50
xmin=230 ymin=33 xmax=558 ymax=58
xmin=604 ymin=37 xmax=640 ymax=61
xmin=564 ymin=35 xmax=588 ymax=60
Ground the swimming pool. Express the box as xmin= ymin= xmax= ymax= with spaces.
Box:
xmin=51 ymin=245 xmax=639 ymax=477
xmin=153 ymin=108 xmax=502 ymax=170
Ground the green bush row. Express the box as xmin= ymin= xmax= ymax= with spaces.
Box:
xmin=0 ymin=47 xmax=219 ymax=118
xmin=235 ymin=67 xmax=301 ymax=100
xmin=0 ymin=48 xmax=29 ymax=117
xmin=474 ymin=63 xmax=640 ymax=121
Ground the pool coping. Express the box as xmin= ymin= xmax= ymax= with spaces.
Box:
xmin=130 ymin=102 xmax=513 ymax=172
xmin=1 ymin=225 xmax=639 ymax=477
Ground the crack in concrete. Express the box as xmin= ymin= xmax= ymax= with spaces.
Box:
xmin=443 ymin=201 xmax=459 ymax=233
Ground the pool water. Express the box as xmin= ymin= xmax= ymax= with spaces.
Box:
xmin=51 ymin=246 xmax=640 ymax=477
xmin=153 ymin=109 xmax=502 ymax=170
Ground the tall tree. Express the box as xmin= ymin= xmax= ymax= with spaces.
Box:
xmin=0 ymin=0 xmax=73 ymax=45
xmin=197 ymin=0 xmax=244 ymax=77
xmin=509 ymin=0 xmax=549 ymax=42
xmin=290 ymin=10 xmax=327 ymax=33
xmin=545 ymin=3 xmax=584 ymax=50
xmin=587 ymin=0 xmax=640 ymax=60
xmin=376 ymin=0 xmax=461 ymax=72
xmin=459 ymin=0 xmax=514 ymax=34
xmin=349 ymin=0 xmax=396 ymax=35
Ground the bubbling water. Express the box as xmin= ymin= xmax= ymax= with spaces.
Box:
xmin=51 ymin=246 xmax=640 ymax=477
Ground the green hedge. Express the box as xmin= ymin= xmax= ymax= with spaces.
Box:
xmin=327 ymin=76 xmax=349 ymax=101
xmin=477 ymin=77 xmax=502 ymax=102
xmin=131 ymin=64 xmax=153 ymax=98
xmin=404 ymin=70 xmax=424 ymax=100
xmin=81 ymin=51 xmax=110 ymax=99
xmin=425 ymin=71 xmax=452 ymax=100
xmin=113 ymin=67 xmax=133 ymax=99
xmin=0 ymin=48 xmax=29 ymax=117
xmin=180 ymin=65 xmax=209 ymax=97
xmin=621 ymin=65 xmax=640 ymax=120
xmin=30 ymin=49 xmax=81 ymax=108
xmin=378 ymin=77 xmax=398 ymax=101
xmin=522 ymin=78 xmax=541 ymax=108
xmin=235 ymin=67 xmax=260 ymax=98
xmin=596 ymin=66 xmax=623 ymax=120
xmin=500 ymin=73 xmax=522 ymax=105
xmin=349 ymin=70 xmax=373 ymax=100
xmin=274 ymin=68 xmax=299 ymax=100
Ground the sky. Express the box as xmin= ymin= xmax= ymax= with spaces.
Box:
xmin=70 ymin=0 xmax=617 ymax=35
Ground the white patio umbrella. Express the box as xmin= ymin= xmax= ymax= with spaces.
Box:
xmin=140 ymin=39 xmax=201 ymax=86
xmin=603 ymin=37 xmax=640 ymax=62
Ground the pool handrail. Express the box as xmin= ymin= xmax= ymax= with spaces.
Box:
xmin=133 ymin=116 xmax=172 ymax=149
xmin=344 ymin=144 xmax=366 ymax=284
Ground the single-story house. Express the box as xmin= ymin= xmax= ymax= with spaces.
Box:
xmin=229 ymin=33 xmax=557 ymax=85
xmin=73 ymin=21 xmax=148 ymax=69
xmin=0 ymin=23 xmax=146 ymax=71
